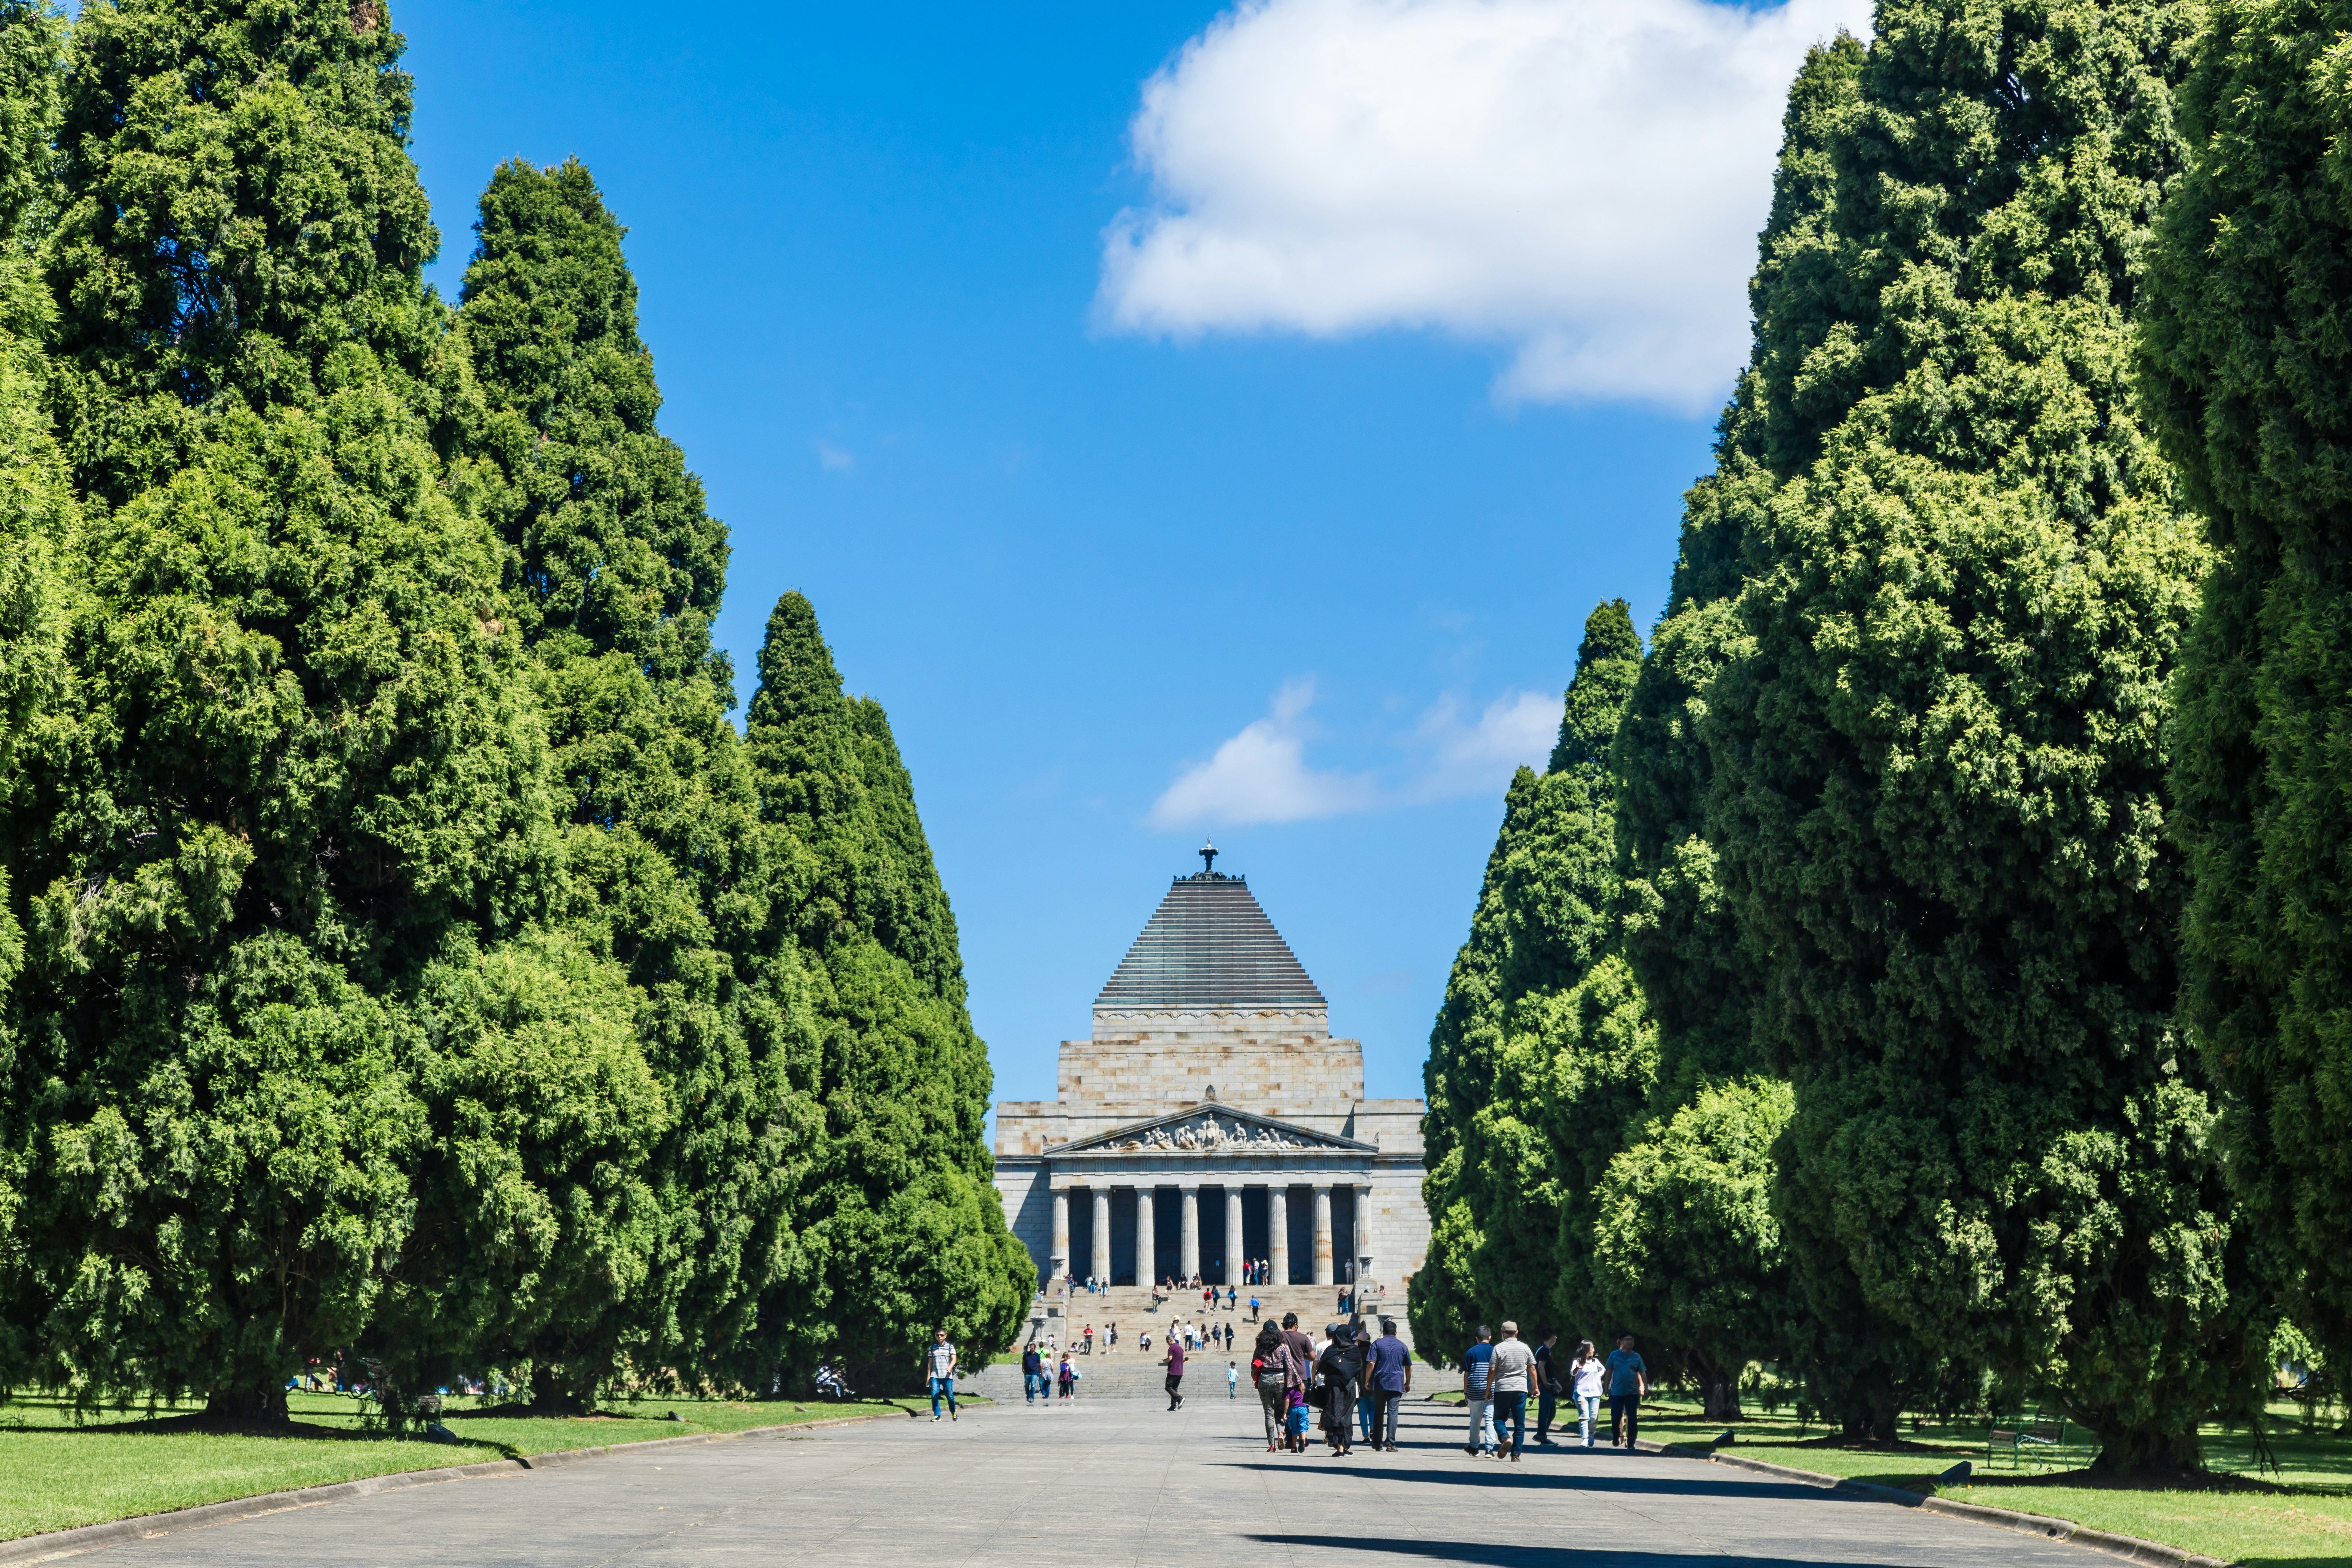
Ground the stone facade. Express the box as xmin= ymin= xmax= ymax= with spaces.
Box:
xmin=992 ymin=862 xmax=1430 ymax=1308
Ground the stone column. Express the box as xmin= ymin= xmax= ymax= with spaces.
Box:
xmin=1179 ymin=1185 xmax=1200 ymax=1282
xmin=1224 ymin=1186 xmax=1245 ymax=1286
xmin=1268 ymin=1185 xmax=1290 ymax=1287
xmin=1050 ymin=1186 xmax=1070 ymax=1281
xmin=1311 ymin=1184 xmax=1334 ymax=1286
xmin=1091 ymin=1188 xmax=1113 ymax=1286
xmin=1135 ymin=1186 xmax=1157 ymax=1286
xmin=1356 ymin=1182 xmax=1376 ymax=1281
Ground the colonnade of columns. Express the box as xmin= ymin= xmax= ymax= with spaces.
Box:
xmin=1047 ymin=1179 xmax=1374 ymax=1287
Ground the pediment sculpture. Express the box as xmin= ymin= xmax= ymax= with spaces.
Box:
xmin=1115 ymin=1115 xmax=1303 ymax=1152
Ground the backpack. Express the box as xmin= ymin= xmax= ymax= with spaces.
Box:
xmin=1255 ymin=1350 xmax=1289 ymax=1391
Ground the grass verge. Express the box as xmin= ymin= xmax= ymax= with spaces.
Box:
xmin=1631 ymin=1396 xmax=2352 ymax=1566
xmin=0 ymin=1390 xmax=927 ymax=1542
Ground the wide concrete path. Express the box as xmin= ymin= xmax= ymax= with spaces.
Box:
xmin=82 ymin=1395 xmax=2113 ymax=1567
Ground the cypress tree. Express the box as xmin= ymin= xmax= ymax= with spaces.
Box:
xmin=434 ymin=156 xmax=817 ymax=1405
xmin=1415 ymin=602 xmax=1652 ymax=1357
xmin=2138 ymin=0 xmax=2352 ymax=1366
xmin=744 ymin=593 xmax=1030 ymax=1387
xmin=0 ymin=0 xmax=613 ymax=1420
xmin=1613 ymin=34 xmax=1925 ymax=1438
xmin=0 ymin=0 xmax=68 ymax=1392
xmin=1698 ymin=0 xmax=2246 ymax=1470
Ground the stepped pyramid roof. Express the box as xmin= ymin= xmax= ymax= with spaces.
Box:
xmin=1095 ymin=852 xmax=1324 ymax=1009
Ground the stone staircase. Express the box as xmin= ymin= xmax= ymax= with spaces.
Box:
xmin=965 ymin=1280 xmax=1412 ymax=1401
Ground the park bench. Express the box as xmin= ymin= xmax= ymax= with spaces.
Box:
xmin=1987 ymin=1414 xmax=2065 ymax=1469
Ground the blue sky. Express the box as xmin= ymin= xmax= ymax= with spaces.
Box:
xmin=397 ymin=0 xmax=1858 ymax=1104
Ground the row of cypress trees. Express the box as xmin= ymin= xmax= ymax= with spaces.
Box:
xmin=0 ymin=0 xmax=1032 ymax=1420
xmin=1421 ymin=0 xmax=2352 ymax=1474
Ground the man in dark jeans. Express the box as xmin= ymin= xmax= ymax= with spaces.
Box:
xmin=1605 ymin=1332 xmax=1648 ymax=1448
xmin=1163 ymin=1334 xmax=1186 ymax=1410
xmin=1533 ymin=1330 xmax=1560 ymax=1444
xmin=1366 ymin=1316 xmax=1413 ymax=1451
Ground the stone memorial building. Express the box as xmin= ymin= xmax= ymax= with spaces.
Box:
xmin=993 ymin=849 xmax=1430 ymax=1297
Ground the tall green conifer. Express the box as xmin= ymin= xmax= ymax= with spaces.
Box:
xmin=1416 ymin=602 xmax=1652 ymax=1357
xmin=745 ymin=593 xmax=1029 ymax=1386
xmin=436 ymin=157 xmax=817 ymax=1405
xmin=0 ymin=0 xmax=621 ymax=1420
xmin=0 ymin=0 xmax=69 ymax=1391
xmin=1695 ymin=0 xmax=2245 ymax=1469
xmin=2139 ymin=0 xmax=2352 ymax=1366
xmin=1614 ymin=34 xmax=1920 ymax=1437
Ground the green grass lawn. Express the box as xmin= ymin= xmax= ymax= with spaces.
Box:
xmin=0 ymin=1390 xmax=924 ymax=1542
xmin=1629 ymin=1395 xmax=2352 ymax=1566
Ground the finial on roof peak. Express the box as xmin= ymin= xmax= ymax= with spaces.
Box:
xmin=1199 ymin=840 xmax=1218 ymax=875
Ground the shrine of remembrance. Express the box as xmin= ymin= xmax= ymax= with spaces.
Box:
xmin=992 ymin=849 xmax=1430 ymax=1304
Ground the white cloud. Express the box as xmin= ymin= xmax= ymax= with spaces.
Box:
xmin=1410 ymin=688 xmax=1560 ymax=798
xmin=1097 ymin=0 xmax=1872 ymax=411
xmin=813 ymin=438 xmax=855 ymax=472
xmin=1147 ymin=679 xmax=1379 ymax=827
xmin=1147 ymin=678 xmax=1561 ymax=828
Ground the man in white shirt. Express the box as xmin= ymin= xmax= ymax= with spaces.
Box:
xmin=926 ymin=1329 xmax=959 ymax=1422
xmin=1486 ymin=1321 xmax=1537 ymax=1462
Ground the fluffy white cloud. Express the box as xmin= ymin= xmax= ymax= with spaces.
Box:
xmin=1147 ymin=679 xmax=1561 ymax=827
xmin=1409 ymin=688 xmax=1560 ymax=798
xmin=1147 ymin=679 xmax=1378 ymax=828
xmin=1098 ymin=0 xmax=1872 ymax=410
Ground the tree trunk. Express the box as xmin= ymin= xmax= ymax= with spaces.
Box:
xmin=205 ymin=1385 xmax=290 ymax=1427
xmin=530 ymin=1360 xmax=590 ymax=1416
xmin=2091 ymin=1423 xmax=2203 ymax=1478
xmin=1689 ymin=1349 xmax=1743 ymax=1422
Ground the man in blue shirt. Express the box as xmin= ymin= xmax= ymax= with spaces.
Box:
xmin=1461 ymin=1325 xmax=1496 ymax=1456
xmin=1605 ymin=1332 xmax=1648 ymax=1448
xmin=1366 ymin=1317 xmax=1413 ymax=1451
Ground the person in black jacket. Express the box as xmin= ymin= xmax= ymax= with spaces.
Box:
xmin=1317 ymin=1323 xmax=1367 ymax=1456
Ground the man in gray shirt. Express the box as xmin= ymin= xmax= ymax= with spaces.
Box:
xmin=1486 ymin=1321 xmax=1536 ymax=1462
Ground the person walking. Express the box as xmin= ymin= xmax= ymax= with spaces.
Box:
xmin=1316 ymin=1322 xmax=1367 ymax=1456
xmin=1569 ymin=1339 xmax=1604 ymax=1448
xmin=1366 ymin=1316 xmax=1411 ymax=1451
xmin=1162 ymin=1332 xmax=1187 ymax=1410
xmin=1461 ymin=1325 xmax=1495 ymax=1456
xmin=1354 ymin=1325 xmax=1379 ymax=1444
xmin=1227 ymin=1360 xmax=1239 ymax=1398
xmin=1249 ymin=1294 xmax=1260 ymax=1322
xmin=1533 ymin=1330 xmax=1560 ymax=1445
xmin=1021 ymin=1343 xmax=1044 ymax=1405
xmin=1605 ymin=1332 xmax=1648 ymax=1448
xmin=1280 ymin=1312 xmax=1316 ymax=1451
xmin=1083 ymin=1323 xmax=1093 ymax=1356
xmin=1251 ymin=1321 xmax=1291 ymax=1450
xmin=926 ymin=1329 xmax=959 ymax=1422
xmin=1058 ymin=1352 xmax=1076 ymax=1400
xmin=1487 ymin=1322 xmax=1535 ymax=1461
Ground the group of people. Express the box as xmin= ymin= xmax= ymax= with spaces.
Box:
xmin=1457 ymin=1326 xmax=1649 ymax=1459
xmin=1017 ymin=1342 xmax=1085 ymax=1402
xmin=1212 ymin=1312 xmax=1413 ymax=1456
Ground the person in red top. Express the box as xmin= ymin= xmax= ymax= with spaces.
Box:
xmin=1162 ymin=1334 xmax=1186 ymax=1410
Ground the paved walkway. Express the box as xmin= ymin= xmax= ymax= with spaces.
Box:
xmin=82 ymin=1395 xmax=2112 ymax=1567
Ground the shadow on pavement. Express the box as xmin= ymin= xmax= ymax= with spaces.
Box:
xmin=1246 ymin=1536 xmax=1861 ymax=1568
xmin=1222 ymin=1458 xmax=1853 ymax=1504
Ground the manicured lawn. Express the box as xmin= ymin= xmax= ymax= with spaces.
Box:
xmin=1632 ymin=1395 xmax=2352 ymax=1566
xmin=0 ymin=1391 xmax=922 ymax=1542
